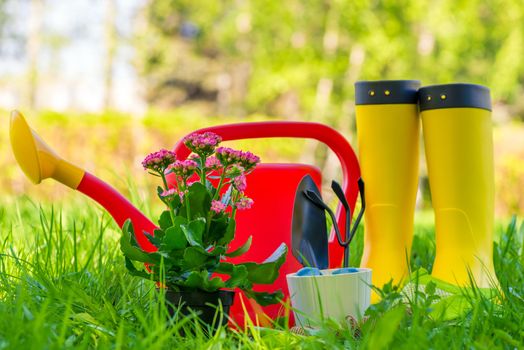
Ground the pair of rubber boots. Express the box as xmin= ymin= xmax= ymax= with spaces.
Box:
xmin=355 ymin=81 xmax=495 ymax=292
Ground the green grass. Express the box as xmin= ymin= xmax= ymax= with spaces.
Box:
xmin=0 ymin=195 xmax=523 ymax=349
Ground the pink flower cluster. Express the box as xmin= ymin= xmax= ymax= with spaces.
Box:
xmin=142 ymin=149 xmax=176 ymax=172
xmin=166 ymin=159 xmax=198 ymax=179
xmin=160 ymin=188 xmax=177 ymax=199
xmin=183 ymin=132 xmax=222 ymax=155
xmin=215 ymin=147 xmax=260 ymax=171
xmin=144 ymin=131 xmax=260 ymax=219
xmin=210 ymin=200 xmax=226 ymax=213
xmin=161 ymin=187 xmax=189 ymax=201
xmin=205 ymin=156 xmax=221 ymax=170
xmin=235 ymin=197 xmax=254 ymax=210
xmin=233 ymin=174 xmax=247 ymax=192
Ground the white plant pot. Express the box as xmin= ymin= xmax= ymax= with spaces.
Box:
xmin=286 ymin=268 xmax=372 ymax=327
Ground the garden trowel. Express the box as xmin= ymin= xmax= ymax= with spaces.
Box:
xmin=291 ymin=174 xmax=328 ymax=269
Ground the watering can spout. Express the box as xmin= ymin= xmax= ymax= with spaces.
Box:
xmin=9 ymin=110 xmax=157 ymax=251
xmin=10 ymin=110 xmax=84 ymax=189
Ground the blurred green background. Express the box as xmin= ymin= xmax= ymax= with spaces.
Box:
xmin=0 ymin=0 xmax=523 ymax=217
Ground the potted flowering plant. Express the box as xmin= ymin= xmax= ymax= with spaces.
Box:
xmin=119 ymin=132 xmax=287 ymax=327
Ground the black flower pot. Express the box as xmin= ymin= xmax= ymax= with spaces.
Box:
xmin=165 ymin=289 xmax=235 ymax=330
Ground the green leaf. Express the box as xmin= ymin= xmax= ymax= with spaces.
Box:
xmin=180 ymin=182 xmax=211 ymax=219
xmin=224 ymin=265 xmax=248 ymax=288
xmin=239 ymin=243 xmax=287 ymax=284
xmin=161 ymin=216 xmax=188 ymax=250
xmin=120 ymin=220 xmax=160 ymax=264
xmin=207 ymin=216 xmax=229 ymax=244
xmin=124 ymin=257 xmax=151 ymax=279
xmin=144 ymin=232 xmax=161 ymax=247
xmin=217 ymin=219 xmax=236 ymax=245
xmin=182 ymin=271 xmax=207 ymax=289
xmin=225 ymin=236 xmax=252 ymax=257
xmin=180 ymin=270 xmax=225 ymax=292
xmin=156 ymin=185 xmax=165 ymax=200
xmin=153 ymin=228 xmax=165 ymax=240
xmin=425 ymin=281 xmax=437 ymax=296
xmin=243 ymin=289 xmax=284 ymax=306
xmin=158 ymin=210 xmax=173 ymax=231
xmin=206 ymin=277 xmax=225 ymax=291
xmin=364 ymin=305 xmax=405 ymax=349
xmin=215 ymin=262 xmax=235 ymax=274
xmin=158 ymin=186 xmax=182 ymax=209
xmin=183 ymin=246 xmax=212 ymax=269
xmin=206 ymin=245 xmax=227 ymax=256
xmin=170 ymin=194 xmax=182 ymax=209
xmin=215 ymin=245 xmax=287 ymax=306
xmin=182 ymin=245 xmax=225 ymax=270
xmin=181 ymin=218 xmax=206 ymax=247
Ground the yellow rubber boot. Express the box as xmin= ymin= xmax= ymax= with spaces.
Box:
xmin=419 ymin=84 xmax=496 ymax=287
xmin=355 ymin=80 xmax=421 ymax=292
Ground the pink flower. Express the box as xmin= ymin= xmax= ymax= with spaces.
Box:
xmin=166 ymin=159 xmax=198 ymax=179
xmin=210 ymin=200 xmax=226 ymax=213
xmin=161 ymin=188 xmax=185 ymax=201
xmin=160 ymin=188 xmax=176 ymax=197
xmin=215 ymin=147 xmax=260 ymax=171
xmin=233 ymin=174 xmax=247 ymax=192
xmin=183 ymin=132 xmax=222 ymax=156
xmin=215 ymin=147 xmax=238 ymax=165
xmin=235 ymin=197 xmax=254 ymax=210
xmin=205 ymin=156 xmax=221 ymax=170
xmin=142 ymin=149 xmax=176 ymax=172
xmin=237 ymin=150 xmax=260 ymax=172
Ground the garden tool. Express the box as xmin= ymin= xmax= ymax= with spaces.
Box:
xmin=419 ymin=83 xmax=496 ymax=287
xmin=291 ymin=174 xmax=328 ymax=269
xmin=172 ymin=121 xmax=363 ymax=325
xmin=9 ymin=110 xmax=157 ymax=252
xmin=355 ymin=80 xmax=421 ymax=291
xmin=331 ymin=179 xmax=365 ymax=267
xmin=303 ymin=179 xmax=365 ymax=268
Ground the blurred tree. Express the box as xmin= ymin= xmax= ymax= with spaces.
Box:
xmin=104 ymin=0 xmax=117 ymax=110
xmin=135 ymin=0 xmax=524 ymax=121
xmin=27 ymin=0 xmax=43 ymax=109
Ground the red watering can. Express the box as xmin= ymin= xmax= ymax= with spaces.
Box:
xmin=9 ymin=111 xmax=361 ymax=326
xmin=172 ymin=121 xmax=362 ymax=325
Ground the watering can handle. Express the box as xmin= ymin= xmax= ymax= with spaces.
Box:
xmin=173 ymin=121 xmax=361 ymax=268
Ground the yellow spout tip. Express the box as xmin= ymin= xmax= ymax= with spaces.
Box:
xmin=10 ymin=110 xmax=42 ymax=184
xmin=9 ymin=110 xmax=85 ymax=189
